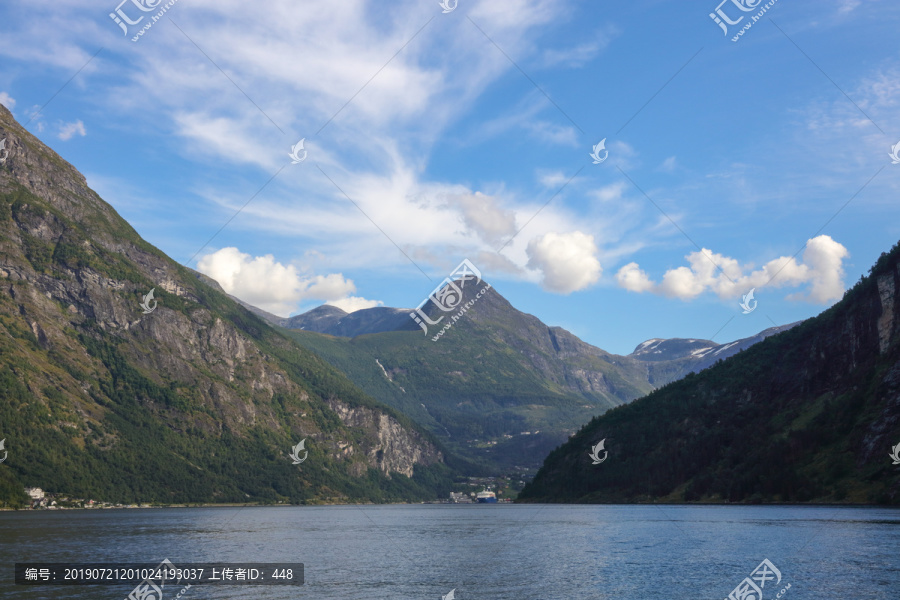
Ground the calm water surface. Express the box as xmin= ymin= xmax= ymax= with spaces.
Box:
xmin=1 ymin=504 xmax=898 ymax=599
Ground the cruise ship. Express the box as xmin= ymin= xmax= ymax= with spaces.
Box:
xmin=476 ymin=490 xmax=497 ymax=503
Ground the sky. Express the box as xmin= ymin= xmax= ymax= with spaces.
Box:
xmin=0 ymin=0 xmax=898 ymax=355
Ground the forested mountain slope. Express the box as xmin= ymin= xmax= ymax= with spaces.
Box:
xmin=0 ymin=104 xmax=451 ymax=507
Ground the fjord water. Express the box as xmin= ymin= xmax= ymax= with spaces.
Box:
xmin=1 ymin=505 xmax=898 ymax=600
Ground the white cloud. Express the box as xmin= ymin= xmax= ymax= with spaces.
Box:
xmin=615 ymin=235 xmax=849 ymax=304
xmin=197 ymin=247 xmax=380 ymax=316
xmin=470 ymin=95 xmax=580 ymax=149
xmin=58 ymin=120 xmax=86 ymax=141
xmin=0 ymin=92 xmax=15 ymax=110
xmin=616 ymin=262 xmax=654 ymax=293
xmin=473 ymin=250 xmax=524 ymax=276
xmin=525 ymin=119 xmax=579 ymax=146
xmin=537 ymin=26 xmax=618 ymax=69
xmin=537 ymin=170 xmax=568 ymax=189
xmin=592 ymin=181 xmax=628 ymax=203
xmin=603 ymin=139 xmax=639 ymax=170
xmin=447 ymin=192 xmax=517 ymax=246
xmin=791 ymin=235 xmax=850 ymax=303
xmin=326 ymin=297 xmax=384 ymax=313
xmin=837 ymin=0 xmax=861 ymax=14
xmin=526 ymin=231 xmax=602 ymax=294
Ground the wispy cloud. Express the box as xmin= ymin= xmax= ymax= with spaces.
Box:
xmin=0 ymin=92 xmax=15 ymax=110
xmin=58 ymin=119 xmax=86 ymax=140
xmin=537 ymin=25 xmax=618 ymax=69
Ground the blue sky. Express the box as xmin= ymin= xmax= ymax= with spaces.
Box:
xmin=1 ymin=0 xmax=898 ymax=355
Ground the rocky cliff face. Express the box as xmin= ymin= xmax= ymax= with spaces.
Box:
xmin=0 ymin=104 xmax=446 ymax=506
xmin=326 ymin=399 xmax=443 ymax=477
xmin=877 ymin=269 xmax=898 ymax=354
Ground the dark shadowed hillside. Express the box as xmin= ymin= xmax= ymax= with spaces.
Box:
xmin=518 ymin=240 xmax=900 ymax=504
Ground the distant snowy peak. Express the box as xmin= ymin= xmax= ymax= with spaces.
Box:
xmin=630 ymin=322 xmax=805 ymax=372
xmin=631 ymin=338 xmax=717 ymax=362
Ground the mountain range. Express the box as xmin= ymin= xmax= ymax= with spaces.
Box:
xmin=239 ymin=278 xmax=802 ymax=474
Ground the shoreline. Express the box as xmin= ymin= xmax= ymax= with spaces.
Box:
xmin=3 ymin=500 xmax=898 ymax=511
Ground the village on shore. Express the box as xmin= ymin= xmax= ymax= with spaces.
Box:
xmin=12 ymin=475 xmax=523 ymax=510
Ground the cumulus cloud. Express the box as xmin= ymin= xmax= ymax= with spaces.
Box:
xmin=0 ymin=92 xmax=15 ymax=110
xmin=792 ymin=235 xmax=850 ymax=303
xmin=197 ymin=247 xmax=380 ymax=315
xmin=616 ymin=262 xmax=654 ymax=293
xmin=327 ymin=297 xmax=384 ymax=312
xmin=615 ymin=235 xmax=849 ymax=303
xmin=526 ymin=231 xmax=602 ymax=294
xmin=58 ymin=120 xmax=86 ymax=141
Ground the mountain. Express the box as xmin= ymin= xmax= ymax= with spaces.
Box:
xmin=629 ymin=322 xmax=803 ymax=383
xmin=0 ymin=104 xmax=453 ymax=508
xmin=269 ymin=276 xmax=800 ymax=475
xmin=518 ymin=240 xmax=900 ymax=504
xmin=630 ymin=337 xmax=718 ymax=361
xmin=281 ymin=305 xmax=416 ymax=337
xmin=281 ymin=282 xmax=653 ymax=474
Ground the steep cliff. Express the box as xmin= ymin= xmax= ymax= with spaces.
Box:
xmin=519 ymin=240 xmax=900 ymax=504
xmin=0 ymin=104 xmax=448 ymax=507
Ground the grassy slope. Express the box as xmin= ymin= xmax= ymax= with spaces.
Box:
xmin=284 ymin=316 xmax=638 ymax=473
